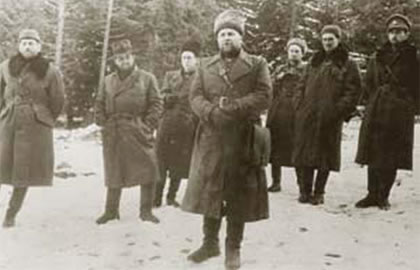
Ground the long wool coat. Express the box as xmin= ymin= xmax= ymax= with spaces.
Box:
xmin=355 ymin=41 xmax=419 ymax=170
xmin=95 ymin=67 xmax=162 ymax=188
xmin=292 ymin=45 xmax=361 ymax=171
xmin=0 ymin=54 xmax=65 ymax=187
xmin=156 ymin=70 xmax=198 ymax=180
xmin=181 ymin=50 xmax=272 ymax=222
xmin=266 ymin=61 xmax=306 ymax=166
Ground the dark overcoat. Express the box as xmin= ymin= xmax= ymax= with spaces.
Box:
xmin=95 ymin=67 xmax=162 ymax=188
xmin=293 ymin=45 xmax=362 ymax=171
xmin=0 ymin=55 xmax=65 ymax=187
xmin=355 ymin=41 xmax=419 ymax=170
xmin=156 ymin=70 xmax=198 ymax=180
xmin=266 ymin=62 xmax=306 ymax=166
xmin=181 ymin=50 xmax=272 ymax=222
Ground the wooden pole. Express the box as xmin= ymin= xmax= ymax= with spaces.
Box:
xmin=289 ymin=0 xmax=298 ymax=38
xmin=98 ymin=0 xmax=114 ymax=92
xmin=55 ymin=0 xmax=65 ymax=68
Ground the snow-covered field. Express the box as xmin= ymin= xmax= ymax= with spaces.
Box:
xmin=0 ymin=120 xmax=419 ymax=270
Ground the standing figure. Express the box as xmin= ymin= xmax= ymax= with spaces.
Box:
xmin=266 ymin=38 xmax=307 ymax=192
xmin=293 ymin=25 xmax=361 ymax=205
xmin=355 ymin=14 xmax=419 ymax=210
xmin=154 ymin=40 xmax=200 ymax=207
xmin=0 ymin=29 xmax=65 ymax=228
xmin=182 ymin=10 xmax=272 ymax=270
xmin=95 ymin=39 xmax=162 ymax=224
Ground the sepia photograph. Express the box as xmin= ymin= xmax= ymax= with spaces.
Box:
xmin=0 ymin=0 xmax=419 ymax=269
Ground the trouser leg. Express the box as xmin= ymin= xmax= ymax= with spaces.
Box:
xmin=377 ymin=168 xmax=397 ymax=210
xmin=312 ymin=169 xmax=329 ymax=205
xmin=154 ymin=168 xmax=167 ymax=207
xmin=268 ymin=163 xmax=281 ymax=192
xmin=298 ymin=167 xmax=314 ymax=203
xmin=355 ymin=167 xmax=379 ymax=208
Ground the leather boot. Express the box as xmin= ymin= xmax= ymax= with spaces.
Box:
xmin=378 ymin=169 xmax=396 ymax=210
xmin=188 ymin=216 xmax=222 ymax=263
xmin=96 ymin=188 xmax=121 ymax=225
xmin=298 ymin=167 xmax=313 ymax=203
xmin=140 ymin=183 xmax=160 ymax=223
xmin=225 ymin=220 xmax=245 ymax=270
xmin=355 ymin=167 xmax=379 ymax=208
xmin=3 ymin=187 xmax=28 ymax=228
xmin=311 ymin=170 xmax=329 ymax=205
xmin=268 ymin=164 xmax=281 ymax=192
xmin=154 ymin=169 xmax=167 ymax=208
xmin=166 ymin=178 xmax=181 ymax=207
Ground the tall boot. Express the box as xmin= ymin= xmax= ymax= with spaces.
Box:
xmin=166 ymin=178 xmax=181 ymax=207
xmin=225 ymin=220 xmax=245 ymax=270
xmin=378 ymin=169 xmax=396 ymax=210
xmin=298 ymin=167 xmax=313 ymax=203
xmin=154 ymin=168 xmax=167 ymax=207
xmin=295 ymin=167 xmax=303 ymax=186
xmin=355 ymin=167 xmax=379 ymax=208
xmin=3 ymin=187 xmax=28 ymax=228
xmin=312 ymin=169 xmax=329 ymax=205
xmin=188 ymin=216 xmax=222 ymax=263
xmin=140 ymin=183 xmax=160 ymax=223
xmin=96 ymin=188 xmax=121 ymax=225
xmin=268 ymin=164 xmax=281 ymax=192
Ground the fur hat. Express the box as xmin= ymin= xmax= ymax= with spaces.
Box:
xmin=321 ymin=24 xmax=342 ymax=39
xmin=181 ymin=39 xmax=201 ymax=56
xmin=214 ymin=9 xmax=246 ymax=36
xmin=386 ymin=14 xmax=411 ymax=31
xmin=19 ymin=29 xmax=41 ymax=43
xmin=287 ymin=38 xmax=307 ymax=54
xmin=111 ymin=39 xmax=132 ymax=55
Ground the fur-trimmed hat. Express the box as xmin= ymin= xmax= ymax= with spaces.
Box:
xmin=19 ymin=29 xmax=41 ymax=43
xmin=181 ymin=39 xmax=201 ymax=56
xmin=214 ymin=9 xmax=246 ymax=36
xmin=321 ymin=24 xmax=342 ymax=39
xmin=386 ymin=13 xmax=411 ymax=31
xmin=111 ymin=39 xmax=132 ymax=55
xmin=287 ymin=38 xmax=307 ymax=54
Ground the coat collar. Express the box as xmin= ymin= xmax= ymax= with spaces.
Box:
xmin=205 ymin=50 xmax=254 ymax=83
xmin=310 ymin=44 xmax=349 ymax=69
xmin=376 ymin=40 xmax=416 ymax=67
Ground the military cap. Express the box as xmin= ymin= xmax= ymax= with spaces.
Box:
xmin=287 ymin=38 xmax=308 ymax=54
xmin=321 ymin=24 xmax=342 ymax=39
xmin=110 ymin=39 xmax=132 ymax=55
xmin=386 ymin=13 xmax=411 ymax=31
xmin=19 ymin=29 xmax=41 ymax=43
xmin=214 ymin=9 xmax=246 ymax=36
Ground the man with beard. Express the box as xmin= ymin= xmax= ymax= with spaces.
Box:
xmin=94 ymin=39 xmax=161 ymax=224
xmin=182 ymin=10 xmax=272 ymax=270
xmin=0 ymin=29 xmax=65 ymax=228
xmin=154 ymin=39 xmax=200 ymax=208
xmin=293 ymin=25 xmax=361 ymax=205
xmin=266 ymin=37 xmax=307 ymax=192
xmin=355 ymin=14 xmax=419 ymax=210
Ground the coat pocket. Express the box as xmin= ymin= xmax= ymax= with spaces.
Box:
xmin=33 ymin=104 xmax=54 ymax=127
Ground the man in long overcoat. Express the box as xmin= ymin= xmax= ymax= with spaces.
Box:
xmin=154 ymin=39 xmax=200 ymax=207
xmin=355 ymin=14 xmax=419 ymax=210
xmin=94 ymin=39 xmax=162 ymax=224
xmin=293 ymin=25 xmax=361 ymax=205
xmin=181 ymin=10 xmax=272 ymax=270
xmin=0 ymin=29 xmax=65 ymax=228
xmin=266 ymin=37 xmax=307 ymax=192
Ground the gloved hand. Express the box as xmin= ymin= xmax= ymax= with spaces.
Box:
xmin=210 ymin=107 xmax=234 ymax=128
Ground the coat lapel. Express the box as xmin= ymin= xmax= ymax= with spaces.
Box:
xmin=112 ymin=67 xmax=140 ymax=98
xmin=228 ymin=50 xmax=253 ymax=82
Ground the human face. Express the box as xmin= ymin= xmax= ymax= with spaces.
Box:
xmin=322 ymin=33 xmax=339 ymax=52
xmin=181 ymin=51 xmax=198 ymax=73
xmin=388 ymin=28 xmax=409 ymax=45
xmin=19 ymin=39 xmax=41 ymax=59
xmin=287 ymin=44 xmax=303 ymax=62
xmin=114 ymin=53 xmax=135 ymax=71
xmin=217 ymin=28 xmax=242 ymax=55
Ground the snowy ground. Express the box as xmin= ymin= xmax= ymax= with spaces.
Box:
xmin=0 ymin=120 xmax=419 ymax=270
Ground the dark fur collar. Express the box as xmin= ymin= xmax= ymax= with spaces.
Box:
xmin=9 ymin=53 xmax=50 ymax=79
xmin=310 ymin=44 xmax=349 ymax=68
